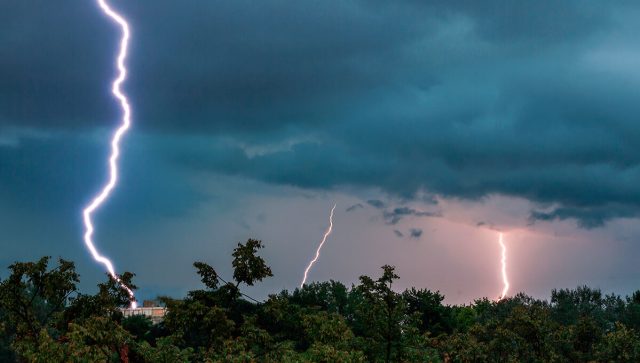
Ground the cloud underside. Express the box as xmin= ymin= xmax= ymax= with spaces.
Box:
xmin=2 ymin=1 xmax=640 ymax=227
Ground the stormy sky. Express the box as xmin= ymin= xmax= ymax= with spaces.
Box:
xmin=2 ymin=0 xmax=640 ymax=303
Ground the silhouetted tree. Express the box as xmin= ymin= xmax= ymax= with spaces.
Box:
xmin=2 ymin=242 xmax=640 ymax=362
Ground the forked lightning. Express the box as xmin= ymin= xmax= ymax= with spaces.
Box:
xmin=82 ymin=0 xmax=136 ymax=308
xmin=498 ymin=232 xmax=509 ymax=300
xmin=301 ymin=204 xmax=337 ymax=287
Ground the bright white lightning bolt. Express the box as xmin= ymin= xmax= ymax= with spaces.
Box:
xmin=300 ymin=204 xmax=337 ymax=288
xmin=82 ymin=0 xmax=136 ymax=308
xmin=497 ymin=232 xmax=509 ymax=300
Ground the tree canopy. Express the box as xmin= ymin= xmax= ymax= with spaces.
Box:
xmin=2 ymin=239 xmax=640 ymax=362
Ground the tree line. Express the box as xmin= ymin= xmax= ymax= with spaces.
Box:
xmin=2 ymin=238 xmax=640 ymax=362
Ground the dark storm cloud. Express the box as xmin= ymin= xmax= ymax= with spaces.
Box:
xmin=0 ymin=0 xmax=610 ymax=131
xmin=529 ymin=205 xmax=639 ymax=230
xmin=0 ymin=133 xmax=204 ymax=221
xmin=3 ymin=0 xmax=640 ymax=227
xmin=1 ymin=0 xmax=429 ymax=132
xmin=0 ymin=1 xmax=118 ymax=129
xmin=345 ymin=200 xmax=385 ymax=214
xmin=409 ymin=228 xmax=423 ymax=239
xmin=383 ymin=207 xmax=441 ymax=225
xmin=367 ymin=200 xmax=386 ymax=209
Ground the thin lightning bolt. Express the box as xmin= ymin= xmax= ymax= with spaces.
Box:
xmin=82 ymin=0 xmax=136 ymax=308
xmin=497 ymin=232 xmax=509 ymax=300
xmin=300 ymin=204 xmax=337 ymax=288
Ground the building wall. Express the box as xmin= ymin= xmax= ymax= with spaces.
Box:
xmin=120 ymin=306 xmax=167 ymax=324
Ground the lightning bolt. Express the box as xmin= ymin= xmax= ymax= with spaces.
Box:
xmin=497 ymin=232 xmax=509 ymax=300
xmin=82 ymin=0 xmax=136 ymax=308
xmin=300 ymin=204 xmax=337 ymax=288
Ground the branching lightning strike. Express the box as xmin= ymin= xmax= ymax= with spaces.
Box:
xmin=497 ymin=232 xmax=509 ymax=300
xmin=82 ymin=0 xmax=136 ymax=308
xmin=300 ymin=204 xmax=337 ymax=288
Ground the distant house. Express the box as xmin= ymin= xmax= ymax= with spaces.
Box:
xmin=120 ymin=300 xmax=167 ymax=324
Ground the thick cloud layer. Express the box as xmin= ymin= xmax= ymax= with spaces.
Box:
xmin=3 ymin=1 xmax=640 ymax=227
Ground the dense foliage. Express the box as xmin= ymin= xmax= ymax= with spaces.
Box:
xmin=2 ymin=239 xmax=640 ymax=362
